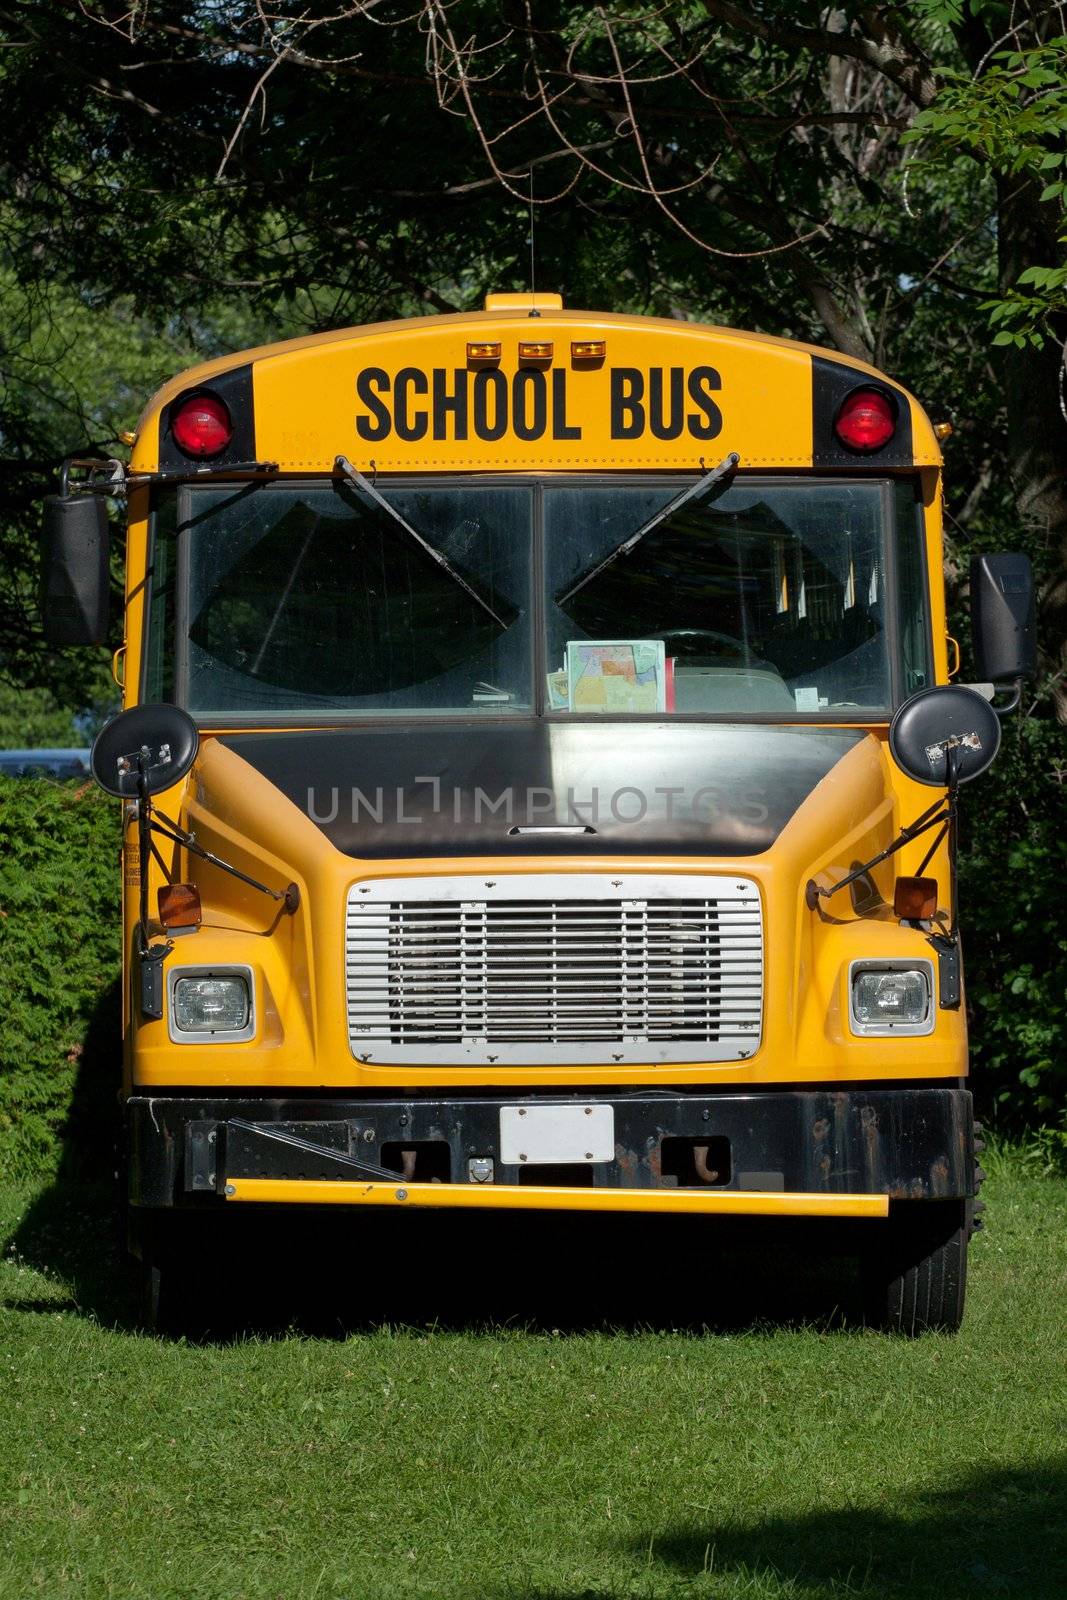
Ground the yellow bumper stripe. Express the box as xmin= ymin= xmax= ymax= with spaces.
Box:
xmin=223 ymin=1177 xmax=889 ymax=1219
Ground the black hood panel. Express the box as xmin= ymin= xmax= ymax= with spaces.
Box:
xmin=218 ymin=722 xmax=867 ymax=858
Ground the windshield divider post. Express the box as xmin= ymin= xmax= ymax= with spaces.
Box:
xmin=532 ymin=480 xmax=547 ymax=716
xmin=882 ymin=478 xmax=903 ymax=709
xmin=174 ymin=484 xmax=192 ymax=709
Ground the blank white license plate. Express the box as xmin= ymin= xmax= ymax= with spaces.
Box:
xmin=499 ymin=1104 xmax=615 ymax=1165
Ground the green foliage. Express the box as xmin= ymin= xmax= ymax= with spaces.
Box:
xmin=984 ymin=1121 xmax=1067 ymax=1179
xmin=909 ymin=39 xmax=1067 ymax=347
xmin=0 ymin=778 xmax=121 ymax=1179
xmin=0 ymin=265 xmax=294 ymax=707
xmin=960 ymin=715 xmax=1067 ymax=1122
xmin=908 ymin=44 xmax=1067 ymax=171
xmin=0 ymin=678 xmax=118 ymax=749
xmin=0 ymin=685 xmax=80 ymax=747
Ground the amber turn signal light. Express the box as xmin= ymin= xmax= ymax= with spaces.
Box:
xmin=158 ymin=883 xmax=202 ymax=931
xmin=571 ymin=339 xmax=606 ymax=361
xmin=893 ymin=876 xmax=938 ymax=921
xmin=466 ymin=341 xmax=501 ymax=364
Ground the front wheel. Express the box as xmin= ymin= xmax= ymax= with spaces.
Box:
xmin=137 ymin=1214 xmax=232 ymax=1338
xmin=860 ymin=1201 xmax=969 ymax=1335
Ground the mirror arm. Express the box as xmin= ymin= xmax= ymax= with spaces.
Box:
xmin=148 ymin=813 xmax=300 ymax=914
xmin=921 ymin=744 xmax=963 ymax=1004
xmin=133 ymin=758 xmax=172 ymax=1020
xmin=136 ymin=758 xmax=153 ymax=955
xmin=130 ymin=796 xmax=298 ymax=1020
xmin=963 ymin=679 xmax=1023 ymax=716
xmin=807 ymin=747 xmax=966 ymax=920
xmin=945 ymin=743 xmax=961 ymax=941
xmin=56 ymin=454 xmax=279 ymax=499
xmin=914 ymin=818 xmax=950 ymax=880
xmin=125 ymin=461 xmax=279 ymax=485
xmin=805 ymin=796 xmax=949 ymax=909
xmin=58 ymin=456 xmax=127 ymax=499
xmin=991 ymin=677 xmax=1023 ymax=716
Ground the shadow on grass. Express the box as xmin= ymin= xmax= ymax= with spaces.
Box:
xmin=611 ymin=1458 xmax=1067 ymax=1600
xmin=9 ymin=1183 xmax=878 ymax=1343
xmin=5 ymin=977 xmax=141 ymax=1328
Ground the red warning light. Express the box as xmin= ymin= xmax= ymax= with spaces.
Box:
xmin=834 ymin=387 xmax=896 ymax=452
xmin=171 ymin=392 xmax=232 ymax=458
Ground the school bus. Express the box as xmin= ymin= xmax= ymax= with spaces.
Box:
xmin=42 ymin=291 xmax=1035 ymax=1332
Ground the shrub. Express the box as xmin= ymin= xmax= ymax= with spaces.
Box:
xmin=959 ymin=715 xmax=1067 ymax=1124
xmin=0 ymin=777 xmax=121 ymax=1180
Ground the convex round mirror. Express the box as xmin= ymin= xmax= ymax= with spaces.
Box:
xmin=90 ymin=703 xmax=199 ymax=799
xmin=889 ymin=684 xmax=1001 ymax=788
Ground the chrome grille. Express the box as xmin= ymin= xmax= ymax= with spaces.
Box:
xmin=345 ymin=874 xmax=763 ymax=1065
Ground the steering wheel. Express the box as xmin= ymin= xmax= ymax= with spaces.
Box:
xmin=658 ymin=627 xmax=750 ymax=659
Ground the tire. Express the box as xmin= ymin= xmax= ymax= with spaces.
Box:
xmin=860 ymin=1200 xmax=968 ymax=1335
xmin=140 ymin=1250 xmax=178 ymax=1335
xmin=138 ymin=1215 xmax=230 ymax=1338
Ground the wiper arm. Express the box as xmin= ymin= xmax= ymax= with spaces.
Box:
xmin=335 ymin=455 xmax=509 ymax=629
xmin=556 ymin=450 xmax=740 ymax=606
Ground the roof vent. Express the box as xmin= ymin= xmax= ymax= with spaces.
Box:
xmin=484 ymin=292 xmax=563 ymax=313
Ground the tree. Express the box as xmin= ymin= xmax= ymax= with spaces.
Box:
xmin=382 ymin=0 xmax=1067 ymax=696
xmin=0 ymin=269 xmax=174 ymax=705
xmin=1 ymin=2 xmax=1063 ymax=702
xmin=0 ymin=1 xmax=1062 ymax=1116
xmin=0 ymin=241 xmax=297 ymax=709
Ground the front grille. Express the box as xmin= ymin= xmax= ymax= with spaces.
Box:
xmin=345 ymin=874 xmax=763 ymax=1065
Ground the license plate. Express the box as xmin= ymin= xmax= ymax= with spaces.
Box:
xmin=499 ymin=1104 xmax=615 ymax=1165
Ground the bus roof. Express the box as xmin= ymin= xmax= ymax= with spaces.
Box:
xmin=131 ymin=297 xmax=941 ymax=475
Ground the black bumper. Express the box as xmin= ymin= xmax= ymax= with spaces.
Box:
xmin=127 ymin=1086 xmax=973 ymax=1209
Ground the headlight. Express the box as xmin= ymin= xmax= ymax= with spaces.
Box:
xmin=849 ymin=960 xmax=933 ymax=1036
xmin=168 ymin=967 xmax=254 ymax=1041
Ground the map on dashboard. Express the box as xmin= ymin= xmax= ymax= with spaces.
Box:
xmin=565 ymin=639 xmax=667 ymax=713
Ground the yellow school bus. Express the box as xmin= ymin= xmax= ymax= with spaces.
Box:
xmin=42 ymin=291 xmax=1035 ymax=1332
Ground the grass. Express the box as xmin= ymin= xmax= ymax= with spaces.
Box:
xmin=0 ymin=1149 xmax=1064 ymax=1600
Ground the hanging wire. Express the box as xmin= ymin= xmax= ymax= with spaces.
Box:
xmin=528 ymin=166 xmax=537 ymax=308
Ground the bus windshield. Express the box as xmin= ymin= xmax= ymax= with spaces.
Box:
xmin=145 ymin=477 xmax=930 ymax=719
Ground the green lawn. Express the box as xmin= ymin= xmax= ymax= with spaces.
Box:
xmin=0 ymin=1151 xmax=1064 ymax=1600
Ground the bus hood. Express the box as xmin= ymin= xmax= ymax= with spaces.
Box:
xmin=214 ymin=722 xmax=871 ymax=858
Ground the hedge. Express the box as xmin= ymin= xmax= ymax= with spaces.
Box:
xmin=0 ymin=739 xmax=1063 ymax=1180
xmin=958 ymin=716 xmax=1067 ymax=1126
xmin=0 ymin=777 xmax=121 ymax=1180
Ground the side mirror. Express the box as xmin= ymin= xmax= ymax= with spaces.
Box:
xmin=41 ymin=494 xmax=110 ymax=646
xmin=889 ymin=683 xmax=1001 ymax=788
xmin=90 ymin=703 xmax=199 ymax=798
xmin=970 ymin=552 xmax=1036 ymax=683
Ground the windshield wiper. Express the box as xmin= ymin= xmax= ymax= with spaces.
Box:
xmin=556 ymin=450 xmax=740 ymax=606
xmin=334 ymin=455 xmax=510 ymax=629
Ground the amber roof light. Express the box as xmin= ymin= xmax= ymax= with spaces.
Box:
xmin=467 ymin=341 xmax=502 ymax=364
xmin=519 ymin=341 xmax=554 ymax=364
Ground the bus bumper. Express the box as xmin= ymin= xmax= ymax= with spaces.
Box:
xmin=127 ymin=1086 xmax=973 ymax=1219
